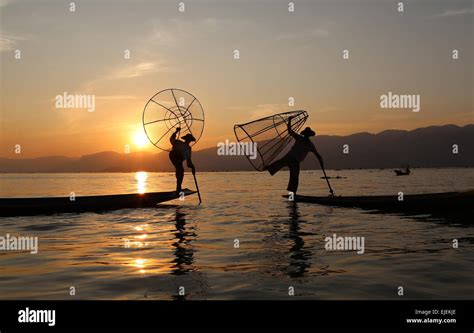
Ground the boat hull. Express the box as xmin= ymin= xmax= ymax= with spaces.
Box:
xmin=0 ymin=189 xmax=196 ymax=217
xmin=283 ymin=191 xmax=474 ymax=214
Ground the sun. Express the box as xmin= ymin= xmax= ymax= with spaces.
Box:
xmin=133 ymin=131 xmax=148 ymax=148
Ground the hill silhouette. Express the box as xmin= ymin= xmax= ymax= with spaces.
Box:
xmin=1 ymin=124 xmax=473 ymax=172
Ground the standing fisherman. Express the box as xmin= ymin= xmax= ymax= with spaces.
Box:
xmin=266 ymin=116 xmax=332 ymax=195
xmin=169 ymin=127 xmax=196 ymax=193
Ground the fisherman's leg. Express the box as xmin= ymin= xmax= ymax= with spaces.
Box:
xmin=175 ymin=163 xmax=184 ymax=192
xmin=267 ymin=157 xmax=289 ymax=176
xmin=287 ymin=162 xmax=300 ymax=194
xmin=169 ymin=151 xmax=184 ymax=192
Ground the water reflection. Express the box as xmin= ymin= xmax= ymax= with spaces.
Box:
xmin=404 ymin=211 xmax=474 ymax=227
xmin=135 ymin=171 xmax=148 ymax=194
xmin=171 ymin=208 xmax=197 ymax=300
xmin=129 ymin=223 xmax=150 ymax=248
xmin=171 ymin=208 xmax=196 ymax=276
xmin=285 ymin=202 xmax=312 ymax=278
xmin=133 ymin=258 xmax=148 ymax=274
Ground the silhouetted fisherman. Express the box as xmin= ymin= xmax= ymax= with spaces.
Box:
xmin=266 ymin=116 xmax=328 ymax=195
xmin=169 ymin=127 xmax=196 ymax=192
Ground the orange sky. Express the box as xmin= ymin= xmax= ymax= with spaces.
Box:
xmin=1 ymin=0 xmax=472 ymax=158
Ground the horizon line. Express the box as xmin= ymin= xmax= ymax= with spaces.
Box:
xmin=1 ymin=123 xmax=472 ymax=160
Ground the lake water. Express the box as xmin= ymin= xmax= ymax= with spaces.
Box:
xmin=0 ymin=169 xmax=473 ymax=300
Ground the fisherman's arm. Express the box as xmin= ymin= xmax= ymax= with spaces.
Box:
xmin=170 ymin=127 xmax=181 ymax=144
xmin=287 ymin=116 xmax=298 ymax=138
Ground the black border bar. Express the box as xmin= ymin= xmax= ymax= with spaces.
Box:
xmin=0 ymin=300 xmax=472 ymax=330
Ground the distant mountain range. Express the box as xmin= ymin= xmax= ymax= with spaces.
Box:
xmin=1 ymin=124 xmax=473 ymax=172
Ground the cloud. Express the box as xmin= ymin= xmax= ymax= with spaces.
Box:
xmin=0 ymin=0 xmax=12 ymax=7
xmin=316 ymin=106 xmax=343 ymax=114
xmin=95 ymin=95 xmax=138 ymax=101
xmin=147 ymin=17 xmax=241 ymax=47
xmin=0 ymin=34 xmax=25 ymax=52
xmin=251 ymin=104 xmax=289 ymax=119
xmin=81 ymin=60 xmax=172 ymax=93
xmin=110 ymin=62 xmax=166 ymax=79
xmin=148 ymin=28 xmax=177 ymax=46
xmin=431 ymin=7 xmax=474 ymax=18
xmin=226 ymin=103 xmax=290 ymax=124
xmin=276 ymin=28 xmax=329 ymax=41
xmin=311 ymin=28 xmax=330 ymax=38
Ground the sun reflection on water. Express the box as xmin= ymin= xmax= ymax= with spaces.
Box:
xmin=134 ymin=258 xmax=147 ymax=274
xmin=135 ymin=171 xmax=148 ymax=194
xmin=134 ymin=224 xmax=148 ymax=231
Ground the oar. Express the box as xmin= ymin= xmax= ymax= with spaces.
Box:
xmin=192 ymin=171 xmax=202 ymax=204
xmin=321 ymin=166 xmax=335 ymax=196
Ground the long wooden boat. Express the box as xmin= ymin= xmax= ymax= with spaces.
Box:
xmin=0 ymin=189 xmax=196 ymax=217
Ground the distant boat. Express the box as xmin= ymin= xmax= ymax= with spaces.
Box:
xmin=394 ymin=166 xmax=410 ymax=176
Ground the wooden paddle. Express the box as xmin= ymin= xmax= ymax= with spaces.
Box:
xmin=321 ymin=166 xmax=335 ymax=196
xmin=192 ymin=170 xmax=202 ymax=204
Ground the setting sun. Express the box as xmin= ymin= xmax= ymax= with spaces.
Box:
xmin=133 ymin=131 xmax=148 ymax=148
